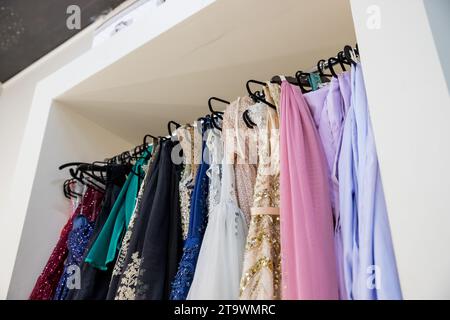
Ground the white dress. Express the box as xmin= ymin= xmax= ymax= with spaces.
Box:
xmin=187 ymin=129 xmax=248 ymax=300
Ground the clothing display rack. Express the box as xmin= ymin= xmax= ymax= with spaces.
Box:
xmin=4 ymin=0 xmax=450 ymax=301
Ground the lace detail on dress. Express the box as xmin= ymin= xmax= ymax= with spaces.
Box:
xmin=222 ymin=97 xmax=257 ymax=226
xmin=240 ymin=95 xmax=281 ymax=300
xmin=170 ymin=128 xmax=210 ymax=300
xmin=177 ymin=125 xmax=197 ymax=240
xmin=112 ymin=163 xmax=150 ymax=278
xmin=264 ymin=82 xmax=281 ymax=113
xmin=205 ymin=129 xmax=223 ymax=214
xmin=111 ymin=143 xmax=159 ymax=300
xmin=115 ymin=252 xmax=141 ymax=300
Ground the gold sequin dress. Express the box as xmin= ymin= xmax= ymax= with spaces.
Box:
xmin=239 ymin=84 xmax=281 ymax=300
xmin=177 ymin=125 xmax=200 ymax=241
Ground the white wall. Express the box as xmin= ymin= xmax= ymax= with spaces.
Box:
xmin=351 ymin=0 xmax=450 ymax=299
xmin=0 ymin=0 xmax=140 ymax=298
xmin=6 ymin=103 xmax=133 ymax=299
xmin=0 ymin=28 xmax=93 ymax=209
xmin=0 ymin=28 xmax=94 ymax=300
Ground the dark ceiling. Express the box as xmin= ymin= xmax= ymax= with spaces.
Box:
xmin=0 ymin=0 xmax=127 ymax=83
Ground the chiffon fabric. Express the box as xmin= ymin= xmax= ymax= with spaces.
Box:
xmin=338 ymin=64 xmax=402 ymax=299
xmin=187 ymin=128 xmax=248 ymax=300
xmin=304 ymin=72 xmax=351 ymax=299
xmin=134 ymin=140 xmax=182 ymax=300
xmin=109 ymin=143 xmax=163 ymax=300
xmin=107 ymin=140 xmax=159 ymax=299
xmin=279 ymin=81 xmax=339 ymax=300
xmin=85 ymin=148 xmax=151 ymax=270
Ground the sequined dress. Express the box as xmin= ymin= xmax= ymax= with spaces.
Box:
xmin=170 ymin=123 xmax=210 ymax=300
xmin=222 ymin=97 xmax=258 ymax=226
xmin=239 ymin=89 xmax=282 ymax=300
xmin=30 ymin=186 xmax=104 ymax=300
xmin=176 ymin=125 xmax=200 ymax=241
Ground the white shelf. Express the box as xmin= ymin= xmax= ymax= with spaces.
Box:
xmin=57 ymin=0 xmax=355 ymax=144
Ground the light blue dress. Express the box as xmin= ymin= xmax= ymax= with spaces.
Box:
xmin=338 ymin=64 xmax=402 ymax=300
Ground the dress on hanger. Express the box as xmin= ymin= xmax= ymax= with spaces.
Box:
xmin=304 ymin=72 xmax=351 ymax=299
xmin=67 ymin=164 xmax=130 ymax=300
xmin=205 ymin=128 xmax=223 ymax=214
xmin=134 ymin=140 xmax=182 ymax=300
xmin=170 ymin=123 xmax=210 ymax=300
xmin=176 ymin=125 xmax=199 ymax=241
xmin=239 ymin=94 xmax=282 ymax=300
xmin=338 ymin=64 xmax=402 ymax=300
xmin=107 ymin=140 xmax=159 ymax=299
xmin=85 ymin=148 xmax=151 ymax=270
xmin=187 ymin=128 xmax=248 ymax=300
xmin=279 ymin=81 xmax=339 ymax=299
xmin=111 ymin=143 xmax=162 ymax=300
xmin=30 ymin=186 xmax=103 ymax=300
xmin=222 ymin=96 xmax=257 ymax=226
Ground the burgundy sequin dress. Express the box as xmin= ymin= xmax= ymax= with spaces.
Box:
xmin=29 ymin=186 xmax=104 ymax=300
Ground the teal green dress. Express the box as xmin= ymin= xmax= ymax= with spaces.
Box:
xmin=85 ymin=148 xmax=151 ymax=270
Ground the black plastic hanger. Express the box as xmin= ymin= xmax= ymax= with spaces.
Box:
xmin=168 ymin=120 xmax=181 ymax=136
xmin=243 ymin=109 xmax=257 ymax=129
xmin=344 ymin=45 xmax=358 ymax=66
xmin=317 ymin=59 xmax=332 ymax=78
xmin=208 ymin=97 xmax=228 ymax=115
xmin=295 ymin=70 xmax=312 ymax=93
xmin=211 ymin=112 xmax=223 ymax=131
xmin=270 ymin=75 xmax=299 ymax=86
xmin=337 ymin=51 xmax=350 ymax=70
xmin=328 ymin=57 xmax=340 ymax=78
xmin=246 ymin=80 xmax=276 ymax=109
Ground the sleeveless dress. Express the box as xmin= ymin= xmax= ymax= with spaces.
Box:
xmin=169 ymin=121 xmax=210 ymax=300
xmin=187 ymin=127 xmax=248 ymax=300
xmin=30 ymin=186 xmax=104 ymax=300
xmin=239 ymin=92 xmax=282 ymax=300
xmin=280 ymin=81 xmax=339 ymax=299
xmin=54 ymin=215 xmax=94 ymax=300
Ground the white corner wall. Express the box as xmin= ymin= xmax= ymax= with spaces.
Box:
xmin=0 ymin=28 xmax=93 ymax=300
xmin=351 ymin=0 xmax=450 ymax=299
xmin=6 ymin=103 xmax=133 ymax=299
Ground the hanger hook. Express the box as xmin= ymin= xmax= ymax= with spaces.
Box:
xmin=208 ymin=97 xmax=229 ymax=114
xmin=167 ymin=121 xmax=181 ymax=136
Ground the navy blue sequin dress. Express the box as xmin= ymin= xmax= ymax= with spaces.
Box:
xmin=170 ymin=123 xmax=210 ymax=300
xmin=53 ymin=186 xmax=104 ymax=300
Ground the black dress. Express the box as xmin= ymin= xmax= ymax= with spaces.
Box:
xmin=110 ymin=140 xmax=182 ymax=300
xmin=135 ymin=139 xmax=182 ymax=300
xmin=106 ymin=143 xmax=162 ymax=299
xmin=67 ymin=164 xmax=130 ymax=300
